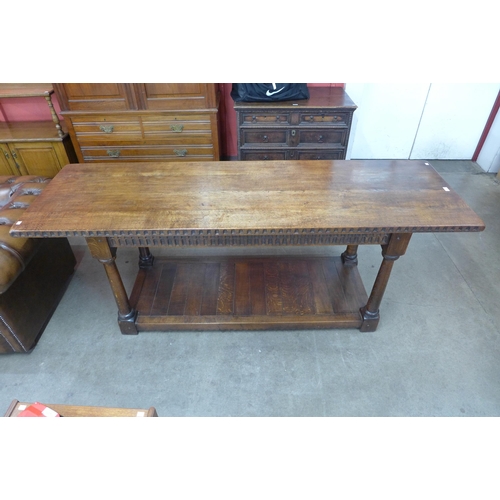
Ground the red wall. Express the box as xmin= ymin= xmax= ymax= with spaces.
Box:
xmin=0 ymin=95 xmax=64 ymax=122
xmin=0 ymin=84 xmax=343 ymax=159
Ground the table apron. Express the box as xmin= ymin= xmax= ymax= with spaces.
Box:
xmin=105 ymin=232 xmax=392 ymax=248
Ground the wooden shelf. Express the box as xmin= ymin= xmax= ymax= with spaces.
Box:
xmin=0 ymin=121 xmax=67 ymax=143
xmin=130 ymin=255 xmax=368 ymax=331
xmin=0 ymin=83 xmax=54 ymax=98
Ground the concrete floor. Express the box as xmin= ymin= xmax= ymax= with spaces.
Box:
xmin=1 ymin=160 xmax=499 ymax=417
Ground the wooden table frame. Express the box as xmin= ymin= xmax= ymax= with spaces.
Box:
xmin=10 ymin=160 xmax=485 ymax=334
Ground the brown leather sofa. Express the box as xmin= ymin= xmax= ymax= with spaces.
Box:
xmin=0 ymin=176 xmax=76 ymax=353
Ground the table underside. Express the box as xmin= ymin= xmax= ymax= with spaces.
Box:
xmin=129 ymin=255 xmax=368 ymax=331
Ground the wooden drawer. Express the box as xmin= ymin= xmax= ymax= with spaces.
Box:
xmin=297 ymin=128 xmax=347 ymax=147
xmin=240 ymin=149 xmax=345 ymax=161
xmin=70 ymin=115 xmax=143 ymax=143
xmin=239 ymin=112 xmax=291 ymax=125
xmin=290 ymin=150 xmax=345 ymax=160
xmin=80 ymin=144 xmax=215 ymax=161
xmin=298 ymin=111 xmax=351 ymax=127
xmin=141 ymin=113 xmax=213 ymax=138
xmin=241 ymin=129 xmax=288 ymax=146
xmin=239 ymin=150 xmax=287 ymax=161
xmin=240 ymin=128 xmax=347 ymax=148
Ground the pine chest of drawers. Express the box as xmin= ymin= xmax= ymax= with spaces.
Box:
xmin=234 ymin=87 xmax=356 ymax=161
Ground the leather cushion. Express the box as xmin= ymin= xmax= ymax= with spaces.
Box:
xmin=0 ymin=176 xmax=50 ymax=294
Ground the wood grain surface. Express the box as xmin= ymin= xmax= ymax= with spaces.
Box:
xmin=10 ymin=160 xmax=485 ymax=238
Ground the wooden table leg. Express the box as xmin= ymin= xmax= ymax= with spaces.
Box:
xmin=341 ymin=244 xmax=359 ymax=265
xmin=138 ymin=247 xmax=154 ymax=268
xmin=360 ymin=233 xmax=412 ymax=332
xmin=86 ymin=237 xmax=138 ymax=335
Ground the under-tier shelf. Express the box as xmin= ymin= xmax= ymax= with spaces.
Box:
xmin=129 ymin=255 xmax=368 ymax=331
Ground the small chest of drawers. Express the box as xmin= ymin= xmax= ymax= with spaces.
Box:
xmin=234 ymin=87 xmax=356 ymax=161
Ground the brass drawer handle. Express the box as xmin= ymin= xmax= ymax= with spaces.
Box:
xmin=100 ymin=125 xmax=114 ymax=133
xmin=174 ymin=149 xmax=187 ymax=157
xmin=170 ymin=124 xmax=184 ymax=133
xmin=107 ymin=149 xmax=120 ymax=157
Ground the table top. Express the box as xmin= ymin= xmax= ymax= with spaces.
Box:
xmin=10 ymin=160 xmax=485 ymax=238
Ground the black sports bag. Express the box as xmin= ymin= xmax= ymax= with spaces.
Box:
xmin=231 ymin=83 xmax=310 ymax=102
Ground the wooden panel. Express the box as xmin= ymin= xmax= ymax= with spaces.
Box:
xmin=0 ymin=146 xmax=17 ymax=175
xmin=136 ymin=83 xmax=218 ymax=110
xmin=10 ymin=142 xmax=65 ymax=177
xmin=55 ymin=83 xmax=136 ymax=111
xmin=130 ymin=256 xmax=368 ymax=331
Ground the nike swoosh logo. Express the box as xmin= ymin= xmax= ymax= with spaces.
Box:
xmin=266 ymin=86 xmax=285 ymax=96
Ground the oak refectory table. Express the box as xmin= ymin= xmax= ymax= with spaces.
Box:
xmin=10 ymin=160 xmax=485 ymax=334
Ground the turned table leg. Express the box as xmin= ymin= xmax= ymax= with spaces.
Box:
xmin=138 ymin=247 xmax=154 ymax=268
xmin=86 ymin=237 xmax=138 ymax=335
xmin=360 ymin=233 xmax=412 ymax=332
xmin=341 ymin=244 xmax=359 ymax=265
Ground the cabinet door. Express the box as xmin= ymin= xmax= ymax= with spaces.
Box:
xmin=0 ymin=145 xmax=18 ymax=175
xmin=135 ymin=83 xmax=218 ymax=110
xmin=10 ymin=142 xmax=66 ymax=177
xmin=53 ymin=83 xmax=137 ymax=112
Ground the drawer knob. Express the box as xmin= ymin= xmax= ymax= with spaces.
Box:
xmin=252 ymin=115 xmax=257 ymax=122
xmin=170 ymin=124 xmax=184 ymax=133
xmin=100 ymin=125 xmax=114 ymax=133
xmin=263 ymin=155 xmax=269 ymax=160
xmin=174 ymin=149 xmax=187 ymax=157
xmin=291 ymin=130 xmax=296 ymax=137
xmin=263 ymin=135 xmax=268 ymax=142
xmin=318 ymin=135 xmax=324 ymax=143
xmin=107 ymin=149 xmax=120 ymax=157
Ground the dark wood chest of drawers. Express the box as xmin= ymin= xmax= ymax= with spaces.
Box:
xmin=53 ymin=83 xmax=221 ymax=163
xmin=234 ymin=87 xmax=356 ymax=161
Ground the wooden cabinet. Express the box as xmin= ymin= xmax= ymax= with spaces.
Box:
xmin=53 ymin=83 xmax=221 ymax=163
xmin=234 ymin=87 xmax=357 ymax=160
xmin=0 ymin=84 xmax=77 ymax=177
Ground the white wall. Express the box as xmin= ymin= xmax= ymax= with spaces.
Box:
xmin=345 ymin=83 xmax=500 ymax=167
xmin=345 ymin=83 xmax=429 ymax=159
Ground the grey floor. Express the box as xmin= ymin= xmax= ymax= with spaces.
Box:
xmin=1 ymin=160 xmax=499 ymax=417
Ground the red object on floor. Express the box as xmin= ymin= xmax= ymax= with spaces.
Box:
xmin=17 ymin=402 xmax=61 ymax=417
